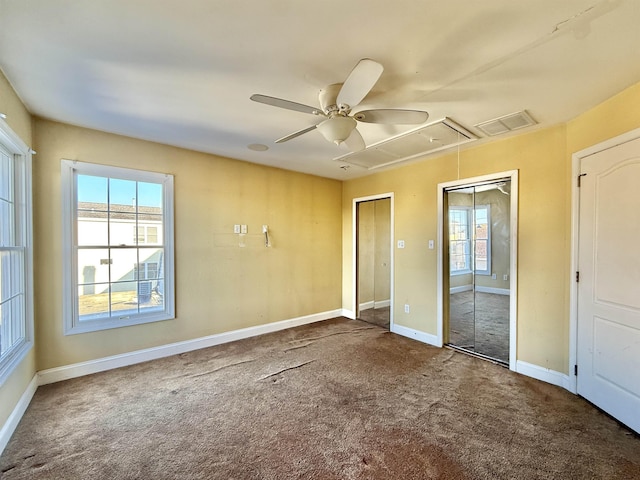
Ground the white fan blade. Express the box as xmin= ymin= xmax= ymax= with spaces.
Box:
xmin=251 ymin=94 xmax=324 ymax=116
xmin=275 ymin=124 xmax=318 ymax=143
xmin=336 ymin=59 xmax=384 ymax=109
xmin=354 ymin=109 xmax=429 ymax=124
xmin=343 ymin=128 xmax=366 ymax=152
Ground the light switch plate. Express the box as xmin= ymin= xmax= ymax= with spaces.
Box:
xmin=397 ymin=240 xmax=405 ymax=249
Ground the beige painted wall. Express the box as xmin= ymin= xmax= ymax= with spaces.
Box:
xmin=358 ymin=202 xmax=375 ymax=305
xmin=343 ymin=80 xmax=640 ymax=374
xmin=2 ymin=70 xmax=640 ymax=438
xmin=0 ymin=72 xmax=32 ymax=143
xmin=343 ymin=125 xmax=570 ymax=371
xmin=357 ymin=198 xmax=391 ymax=307
xmin=32 ymin=119 xmax=343 ymax=370
xmin=0 ymin=70 xmax=35 ymax=430
xmin=374 ymin=199 xmax=391 ymax=303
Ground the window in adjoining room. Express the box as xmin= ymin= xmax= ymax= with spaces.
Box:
xmin=449 ymin=205 xmax=491 ymax=275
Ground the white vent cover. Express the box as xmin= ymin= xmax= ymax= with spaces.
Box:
xmin=475 ymin=110 xmax=537 ymax=136
xmin=334 ymin=117 xmax=477 ymax=170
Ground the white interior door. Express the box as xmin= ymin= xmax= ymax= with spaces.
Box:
xmin=577 ymin=136 xmax=640 ymax=434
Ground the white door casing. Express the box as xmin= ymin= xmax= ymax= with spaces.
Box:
xmin=437 ymin=170 xmax=518 ymax=370
xmin=576 ymin=135 xmax=640 ymax=434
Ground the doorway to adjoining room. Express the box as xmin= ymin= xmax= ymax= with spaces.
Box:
xmin=356 ymin=196 xmax=392 ymax=329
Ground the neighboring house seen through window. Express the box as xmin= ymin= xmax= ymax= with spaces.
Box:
xmin=61 ymin=161 xmax=174 ymax=334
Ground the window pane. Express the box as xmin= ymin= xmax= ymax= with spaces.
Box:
xmin=9 ymin=296 xmax=24 ymax=345
xmin=475 ymin=239 xmax=488 ymax=271
xmin=0 ymin=199 xmax=13 ymax=246
xmin=78 ymin=248 xmax=110 ymax=286
xmin=111 ymin=281 xmax=138 ymax=315
xmin=78 ymin=283 xmax=110 ymax=320
xmin=77 ymin=175 xmax=107 ymax=205
xmin=140 ymin=288 xmax=163 ymax=313
xmin=77 ymin=215 xmax=108 ymax=246
xmin=111 ymin=248 xmax=138 ymax=282
xmin=110 ymin=213 xmax=136 ymax=246
xmin=109 ymin=178 xmax=136 ymax=209
xmin=138 ymin=182 xmax=162 ymax=208
xmin=0 ymin=298 xmax=11 ymax=356
xmin=139 ymin=248 xmax=163 ymax=275
xmin=0 ymin=150 xmax=12 ymax=202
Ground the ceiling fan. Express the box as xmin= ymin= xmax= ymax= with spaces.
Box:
xmin=250 ymin=59 xmax=429 ymax=152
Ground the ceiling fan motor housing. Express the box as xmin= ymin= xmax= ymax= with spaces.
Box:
xmin=319 ymin=83 xmax=343 ymax=114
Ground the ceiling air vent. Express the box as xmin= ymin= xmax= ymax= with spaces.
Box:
xmin=334 ymin=117 xmax=477 ymax=171
xmin=475 ymin=110 xmax=537 ymax=137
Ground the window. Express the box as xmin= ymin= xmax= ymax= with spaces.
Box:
xmin=62 ymin=161 xmax=174 ymax=334
xmin=0 ymin=124 xmax=33 ymax=386
xmin=134 ymin=225 xmax=159 ymax=244
xmin=449 ymin=205 xmax=491 ymax=275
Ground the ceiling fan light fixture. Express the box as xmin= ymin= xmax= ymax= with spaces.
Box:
xmin=317 ymin=116 xmax=357 ymax=145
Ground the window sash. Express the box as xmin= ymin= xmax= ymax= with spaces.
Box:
xmin=449 ymin=205 xmax=491 ymax=275
xmin=0 ymin=123 xmax=33 ymax=386
xmin=62 ymin=160 xmax=174 ymax=335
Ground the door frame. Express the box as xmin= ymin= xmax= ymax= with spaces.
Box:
xmin=569 ymin=126 xmax=640 ymax=395
xmin=437 ymin=170 xmax=519 ymax=370
xmin=352 ymin=193 xmax=394 ymax=329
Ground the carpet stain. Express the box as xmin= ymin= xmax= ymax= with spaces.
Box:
xmin=361 ymin=427 xmax=469 ymax=479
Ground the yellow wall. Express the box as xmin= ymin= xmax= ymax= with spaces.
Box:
xmin=357 ymin=198 xmax=391 ymax=307
xmin=3 ymin=66 xmax=640 ymax=439
xmin=343 ymin=81 xmax=640 ymax=374
xmin=0 ymin=71 xmax=31 ymax=143
xmin=32 ymin=119 xmax=343 ymax=370
xmin=343 ymin=125 xmax=570 ymax=371
xmin=0 ymin=70 xmax=35 ymax=431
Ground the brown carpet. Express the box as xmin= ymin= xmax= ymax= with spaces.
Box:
xmin=449 ymin=291 xmax=510 ymax=363
xmin=358 ymin=306 xmax=390 ymax=329
xmin=1 ymin=318 xmax=639 ymax=479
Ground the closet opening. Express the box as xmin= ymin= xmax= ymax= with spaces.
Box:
xmin=354 ymin=194 xmax=393 ymax=330
xmin=439 ymin=172 xmax=518 ymax=368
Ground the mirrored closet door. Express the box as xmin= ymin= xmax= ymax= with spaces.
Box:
xmin=446 ymin=180 xmax=511 ymax=364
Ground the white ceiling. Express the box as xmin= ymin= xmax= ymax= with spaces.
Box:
xmin=1 ymin=0 xmax=639 ymax=180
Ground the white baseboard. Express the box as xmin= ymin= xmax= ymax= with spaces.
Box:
xmin=341 ymin=309 xmax=356 ymax=320
xmin=450 ymin=285 xmax=473 ymax=294
xmin=391 ymin=323 xmax=441 ymax=347
xmin=358 ymin=299 xmax=390 ymax=311
xmin=359 ymin=301 xmax=374 ymax=311
xmin=450 ymin=285 xmax=510 ymax=295
xmin=0 ymin=374 xmax=38 ymax=456
xmin=38 ymin=309 xmax=342 ymax=386
xmin=515 ymin=360 xmax=572 ymax=390
xmin=475 ymin=286 xmax=510 ymax=295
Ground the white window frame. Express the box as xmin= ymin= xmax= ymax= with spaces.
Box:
xmin=473 ymin=204 xmax=491 ymax=276
xmin=0 ymin=118 xmax=34 ymax=387
xmin=449 ymin=204 xmax=491 ymax=276
xmin=61 ymin=160 xmax=175 ymax=335
xmin=449 ymin=206 xmax=472 ymax=275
